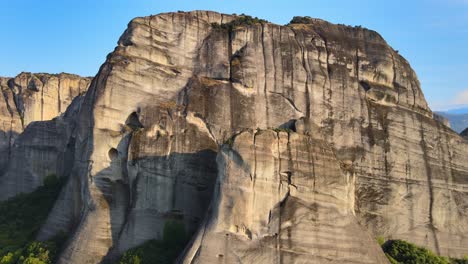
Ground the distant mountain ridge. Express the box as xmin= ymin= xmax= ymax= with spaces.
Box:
xmin=445 ymin=106 xmax=468 ymax=115
xmin=435 ymin=110 xmax=468 ymax=133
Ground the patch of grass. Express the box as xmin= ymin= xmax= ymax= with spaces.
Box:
xmin=377 ymin=236 xmax=385 ymax=246
xmin=119 ymin=220 xmax=189 ymax=264
xmin=0 ymin=174 xmax=66 ymax=264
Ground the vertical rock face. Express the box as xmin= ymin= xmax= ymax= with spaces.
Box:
xmin=1 ymin=11 xmax=467 ymax=263
xmin=0 ymin=73 xmax=91 ymax=199
xmin=181 ymin=128 xmax=389 ymax=263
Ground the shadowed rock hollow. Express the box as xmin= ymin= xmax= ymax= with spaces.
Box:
xmin=1 ymin=11 xmax=467 ymax=264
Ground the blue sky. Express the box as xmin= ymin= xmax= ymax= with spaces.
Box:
xmin=1 ymin=0 xmax=467 ymax=110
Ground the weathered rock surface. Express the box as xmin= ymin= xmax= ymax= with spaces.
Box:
xmin=0 ymin=73 xmax=91 ymax=199
xmin=2 ymin=11 xmax=467 ymax=263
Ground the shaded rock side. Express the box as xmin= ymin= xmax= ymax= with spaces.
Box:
xmin=0 ymin=73 xmax=91 ymax=177
xmin=0 ymin=93 xmax=87 ymax=201
xmin=33 ymin=11 xmax=468 ymax=263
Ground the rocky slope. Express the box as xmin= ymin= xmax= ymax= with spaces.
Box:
xmin=0 ymin=73 xmax=91 ymax=199
xmin=1 ymin=11 xmax=467 ymax=263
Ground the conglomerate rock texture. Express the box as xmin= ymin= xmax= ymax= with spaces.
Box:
xmin=1 ymin=11 xmax=467 ymax=264
xmin=0 ymin=73 xmax=91 ymax=199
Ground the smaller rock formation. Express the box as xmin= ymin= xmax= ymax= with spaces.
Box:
xmin=461 ymin=127 xmax=468 ymax=139
xmin=0 ymin=73 xmax=91 ymax=200
xmin=433 ymin=113 xmax=451 ymax=128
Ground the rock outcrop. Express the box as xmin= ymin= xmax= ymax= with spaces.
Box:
xmin=0 ymin=73 xmax=91 ymax=199
xmin=1 ymin=11 xmax=467 ymax=263
xmin=461 ymin=128 xmax=468 ymax=139
xmin=433 ymin=112 xmax=451 ymax=128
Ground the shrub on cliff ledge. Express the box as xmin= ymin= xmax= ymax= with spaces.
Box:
xmin=211 ymin=14 xmax=268 ymax=31
xmin=289 ymin=16 xmax=314 ymax=24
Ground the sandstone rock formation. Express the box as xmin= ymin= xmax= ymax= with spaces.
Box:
xmin=0 ymin=73 xmax=91 ymax=199
xmin=1 ymin=11 xmax=467 ymax=264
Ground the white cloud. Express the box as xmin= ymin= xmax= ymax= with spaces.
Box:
xmin=453 ymin=90 xmax=468 ymax=105
xmin=430 ymin=89 xmax=468 ymax=111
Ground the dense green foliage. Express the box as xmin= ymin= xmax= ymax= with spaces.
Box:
xmin=0 ymin=239 xmax=63 ymax=264
xmin=382 ymin=239 xmax=468 ymax=264
xmin=211 ymin=14 xmax=268 ymax=31
xmin=119 ymin=220 xmax=189 ymax=264
xmin=0 ymin=175 xmax=65 ymax=264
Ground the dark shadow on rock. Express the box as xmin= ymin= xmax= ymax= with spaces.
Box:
xmin=92 ymin=143 xmax=218 ymax=263
xmin=0 ymin=130 xmax=19 ymax=176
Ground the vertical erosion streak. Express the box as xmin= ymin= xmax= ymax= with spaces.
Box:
xmin=418 ymin=118 xmax=440 ymax=254
xmin=274 ymin=132 xmax=282 ymax=264
xmin=228 ymin=24 xmax=233 ymax=81
xmin=261 ymin=24 xmax=270 ymax=127
xmin=58 ymin=78 xmax=62 ymax=114
xmin=390 ymin=52 xmax=400 ymax=104
xmin=314 ymin=31 xmax=333 ymax=125
xmin=291 ymin=29 xmax=311 ymax=118
xmin=355 ymin=47 xmax=360 ymax=82
xmin=40 ymin=77 xmax=45 ymax=121
xmin=315 ymin=32 xmax=332 ymax=107
xmin=116 ymin=132 xmax=133 ymax=241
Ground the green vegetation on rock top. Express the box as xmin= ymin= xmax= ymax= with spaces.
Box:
xmin=211 ymin=14 xmax=268 ymax=31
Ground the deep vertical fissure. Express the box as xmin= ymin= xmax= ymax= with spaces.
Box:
xmin=57 ymin=78 xmax=62 ymax=114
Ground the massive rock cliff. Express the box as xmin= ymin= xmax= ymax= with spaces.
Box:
xmin=1 ymin=11 xmax=467 ymax=263
xmin=0 ymin=73 xmax=91 ymax=199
